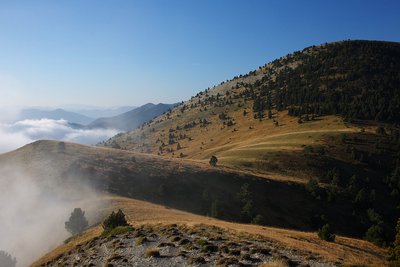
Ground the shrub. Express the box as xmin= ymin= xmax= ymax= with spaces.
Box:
xmin=102 ymin=209 xmax=129 ymax=230
xmin=210 ymin=199 xmax=219 ymax=218
xmin=365 ymin=224 xmax=384 ymax=246
xmin=196 ymin=239 xmax=209 ymax=247
xmin=202 ymin=244 xmax=218 ymax=253
xmin=101 ymin=226 xmax=133 ymax=238
xmin=259 ymin=259 xmax=289 ymax=267
xmin=209 ymin=155 xmax=218 ymax=166
xmin=136 ymin=236 xmax=148 ymax=245
xmin=306 ymin=178 xmax=321 ymax=198
xmin=376 ymin=126 xmax=386 ymax=135
xmin=237 ymin=183 xmax=252 ymax=203
xmin=251 ymin=214 xmax=264 ymax=225
xmin=318 ymin=224 xmax=335 ymax=242
xmin=240 ymin=200 xmax=254 ymax=222
xmin=65 ymin=208 xmax=89 ymax=235
xmin=145 ymin=248 xmax=160 ymax=258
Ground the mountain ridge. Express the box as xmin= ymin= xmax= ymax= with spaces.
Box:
xmin=89 ymin=102 xmax=178 ymax=132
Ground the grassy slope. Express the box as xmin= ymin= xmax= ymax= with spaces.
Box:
xmin=31 ymin=195 xmax=387 ymax=267
xmin=8 ymin=40 xmax=399 ymax=266
xmin=0 ymin=140 xmax=390 ymax=266
xmin=102 ymin=41 xmax=399 ymax=185
xmin=101 ymin=41 xmax=399 ymax=243
xmin=100 ymin=110 xmax=398 ymax=234
xmin=5 ymin=140 xmax=391 ymax=236
xmin=0 ymin=141 xmax=324 ymax=231
xmin=102 ymin=67 xmax=393 ymax=184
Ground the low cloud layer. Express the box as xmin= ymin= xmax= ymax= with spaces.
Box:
xmin=0 ymin=117 xmax=117 ymax=265
xmin=0 ymin=119 xmax=119 ymax=153
xmin=0 ymin=167 xmax=103 ymax=266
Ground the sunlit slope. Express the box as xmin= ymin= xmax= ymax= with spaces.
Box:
xmin=32 ymin=196 xmax=387 ymax=267
xmin=102 ymin=40 xmax=400 ymax=182
xmin=106 ymin=109 xmax=359 ymax=182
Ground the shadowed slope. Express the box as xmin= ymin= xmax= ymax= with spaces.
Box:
xmin=1 ymin=140 xmax=395 ymax=239
xmin=31 ymin=196 xmax=387 ymax=266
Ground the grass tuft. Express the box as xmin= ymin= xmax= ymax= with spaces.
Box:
xmin=101 ymin=226 xmax=133 ymax=238
xmin=260 ymin=259 xmax=289 ymax=267
xmin=145 ymin=248 xmax=160 ymax=258
xmin=136 ymin=236 xmax=148 ymax=246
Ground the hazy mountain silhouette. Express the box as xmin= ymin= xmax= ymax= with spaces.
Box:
xmin=88 ymin=103 xmax=178 ymax=131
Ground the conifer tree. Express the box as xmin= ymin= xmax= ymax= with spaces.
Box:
xmin=65 ymin=208 xmax=88 ymax=235
xmin=102 ymin=209 xmax=129 ymax=230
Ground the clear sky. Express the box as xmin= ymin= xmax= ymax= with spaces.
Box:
xmin=0 ymin=0 xmax=399 ymax=107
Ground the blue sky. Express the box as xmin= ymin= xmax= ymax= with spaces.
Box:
xmin=0 ymin=0 xmax=399 ymax=107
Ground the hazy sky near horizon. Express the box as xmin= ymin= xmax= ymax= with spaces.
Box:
xmin=0 ymin=0 xmax=399 ymax=108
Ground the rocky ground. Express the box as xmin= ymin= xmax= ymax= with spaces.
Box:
xmin=40 ymin=224 xmax=336 ymax=267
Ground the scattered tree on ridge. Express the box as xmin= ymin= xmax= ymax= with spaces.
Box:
xmin=102 ymin=209 xmax=129 ymax=230
xmin=318 ymin=223 xmax=335 ymax=242
xmin=65 ymin=208 xmax=89 ymax=235
xmin=209 ymin=155 xmax=218 ymax=167
xmin=210 ymin=199 xmax=219 ymax=218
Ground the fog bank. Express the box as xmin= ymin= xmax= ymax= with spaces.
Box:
xmin=0 ymin=167 xmax=104 ymax=266
xmin=0 ymin=118 xmax=119 ymax=153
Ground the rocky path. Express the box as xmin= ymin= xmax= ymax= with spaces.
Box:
xmin=40 ymin=224 xmax=336 ymax=267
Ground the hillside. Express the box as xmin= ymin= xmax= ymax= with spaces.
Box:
xmin=89 ymin=103 xmax=177 ymax=132
xmin=0 ymin=140 xmax=345 ymax=232
xmin=32 ymin=197 xmax=386 ymax=267
xmin=100 ymin=40 xmax=400 ymax=246
xmin=3 ymin=40 xmax=400 ymax=266
xmin=103 ymin=40 xmax=400 ymax=168
xmin=17 ymin=108 xmax=94 ymax=125
xmin=0 ymin=140 xmax=390 ymax=265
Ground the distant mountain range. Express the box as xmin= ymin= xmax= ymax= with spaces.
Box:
xmin=88 ymin=103 xmax=178 ymax=131
xmin=65 ymin=106 xmax=137 ymax=119
xmin=14 ymin=103 xmax=177 ymax=132
xmin=16 ymin=108 xmax=94 ymax=125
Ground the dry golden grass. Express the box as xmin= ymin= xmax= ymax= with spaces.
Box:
xmin=260 ymin=259 xmax=289 ymax=267
xmin=144 ymin=247 xmax=160 ymax=258
xmin=2 ymin=139 xmax=387 ymax=267
xmin=31 ymin=195 xmax=387 ymax=267
xmin=108 ymin=101 xmax=366 ymax=183
xmin=0 ymin=139 xmax=343 ymax=241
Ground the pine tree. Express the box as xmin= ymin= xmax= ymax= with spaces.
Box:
xmin=209 ymin=155 xmax=218 ymax=166
xmin=65 ymin=208 xmax=89 ymax=235
xmin=210 ymin=199 xmax=219 ymax=218
xmin=318 ymin=224 xmax=335 ymax=242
